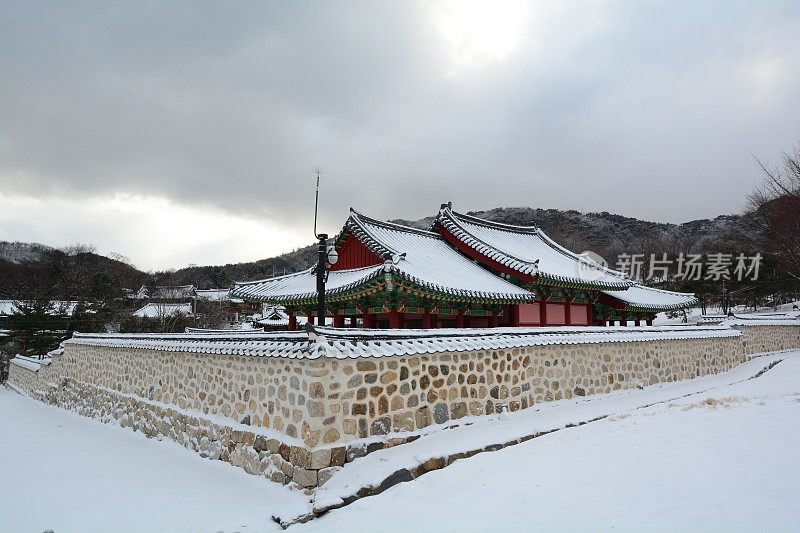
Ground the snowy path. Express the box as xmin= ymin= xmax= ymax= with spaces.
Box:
xmin=0 ymin=388 xmax=310 ymax=533
xmin=300 ymin=354 xmax=800 ymax=532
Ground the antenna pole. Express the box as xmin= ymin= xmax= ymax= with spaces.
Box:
xmin=313 ymin=167 xmax=321 ymax=239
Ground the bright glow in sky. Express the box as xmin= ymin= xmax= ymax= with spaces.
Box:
xmin=427 ymin=0 xmax=533 ymax=75
xmin=0 ymin=193 xmax=307 ymax=271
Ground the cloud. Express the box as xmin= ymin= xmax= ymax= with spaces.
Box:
xmin=0 ymin=193 xmax=307 ymax=271
xmin=0 ymin=0 xmax=798 ymax=268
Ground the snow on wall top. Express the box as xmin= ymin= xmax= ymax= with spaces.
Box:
xmin=64 ymin=324 xmax=743 ymax=360
xmin=10 ymin=355 xmax=52 ymax=372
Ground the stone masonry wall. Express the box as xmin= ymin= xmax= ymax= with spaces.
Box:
xmin=737 ymin=325 xmax=800 ymax=355
xmin=7 ymin=325 xmax=799 ymax=489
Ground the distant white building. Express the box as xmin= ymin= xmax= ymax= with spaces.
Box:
xmin=133 ymin=302 xmax=193 ymax=318
xmin=195 ymin=289 xmax=231 ymax=301
xmin=153 ymin=285 xmax=196 ymax=300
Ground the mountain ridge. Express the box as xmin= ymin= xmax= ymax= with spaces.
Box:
xmin=0 ymin=206 xmax=751 ymax=299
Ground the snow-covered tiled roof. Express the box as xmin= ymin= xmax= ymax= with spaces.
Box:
xmin=65 ymin=324 xmax=743 ymax=360
xmin=195 ymin=289 xmax=231 ymax=301
xmin=133 ymin=302 xmax=192 ymax=318
xmin=232 ymin=211 xmax=534 ymax=304
xmin=234 ymin=265 xmax=385 ymax=303
xmin=602 ymin=284 xmax=698 ymax=312
xmin=153 ymin=285 xmax=196 ymax=299
xmin=184 ymin=327 xmax=268 ymax=334
xmin=434 ymin=205 xmax=632 ymax=290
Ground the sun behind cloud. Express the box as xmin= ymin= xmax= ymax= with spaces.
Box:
xmin=425 ymin=0 xmax=533 ymax=76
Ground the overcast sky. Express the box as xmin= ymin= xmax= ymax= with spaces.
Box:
xmin=1 ymin=1 xmax=798 ymax=271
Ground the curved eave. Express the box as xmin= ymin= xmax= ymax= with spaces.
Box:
xmin=437 ymin=209 xmax=631 ymax=291
xmin=234 ymin=269 xmax=534 ymax=308
xmin=232 ymin=268 xmax=385 ymax=306
xmin=391 ymin=269 xmax=534 ymax=304
xmin=537 ymin=272 xmax=632 ymax=291
xmin=621 ymin=298 xmax=699 ymax=313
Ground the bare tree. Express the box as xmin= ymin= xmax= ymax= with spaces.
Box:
xmin=746 ymin=143 xmax=800 ymax=280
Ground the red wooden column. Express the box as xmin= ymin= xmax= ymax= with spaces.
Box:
xmin=646 ymin=318 xmax=653 ymax=326
xmin=620 ymin=314 xmax=627 ymax=327
xmin=362 ymin=311 xmax=374 ymax=329
xmin=430 ymin=312 xmax=438 ymax=329
xmin=333 ymin=314 xmax=345 ymax=328
xmin=388 ymin=308 xmax=403 ymax=329
xmin=539 ymin=297 xmax=548 ymax=326
xmin=455 ymin=309 xmax=465 ymax=328
xmin=634 ymin=317 xmax=641 ymax=327
xmin=488 ymin=312 xmax=498 ymax=328
xmin=288 ymin=313 xmax=297 ymax=331
xmin=307 ymin=313 xmax=314 ymax=326
xmin=349 ymin=316 xmax=357 ymax=327
xmin=586 ymin=302 xmax=593 ymax=326
xmin=421 ymin=311 xmax=432 ymax=329
xmin=564 ymin=299 xmax=572 ymax=326
xmin=509 ymin=304 xmax=520 ymax=327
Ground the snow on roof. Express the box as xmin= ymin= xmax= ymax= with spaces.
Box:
xmin=65 ymin=324 xmax=743 ymax=360
xmin=350 ymin=211 xmax=534 ymax=300
xmin=153 ymin=285 xmax=196 ymax=299
xmin=434 ymin=205 xmax=632 ymax=290
xmin=602 ymin=284 xmax=698 ymax=312
xmin=253 ymin=306 xmax=306 ymax=327
xmin=195 ymin=289 xmax=231 ymax=301
xmin=234 ymin=211 xmax=534 ymax=304
xmin=235 ymin=265 xmax=386 ymax=303
xmin=133 ymin=302 xmax=192 ymax=318
xmin=184 ymin=327 xmax=267 ymax=334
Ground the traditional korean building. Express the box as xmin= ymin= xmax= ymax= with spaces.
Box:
xmin=232 ymin=205 xmax=696 ymax=329
xmin=432 ymin=204 xmax=696 ymax=326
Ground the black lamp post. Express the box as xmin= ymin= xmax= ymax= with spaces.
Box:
xmin=313 ymin=168 xmax=327 ymax=326
xmin=315 ymin=233 xmax=327 ymax=326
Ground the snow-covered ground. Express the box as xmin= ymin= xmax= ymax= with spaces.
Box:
xmin=654 ymin=302 xmax=800 ymax=325
xmin=3 ymin=352 xmax=800 ymax=532
xmin=0 ymin=388 xmax=310 ymax=533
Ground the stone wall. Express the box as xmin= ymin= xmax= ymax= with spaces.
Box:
xmin=6 ymin=324 xmax=799 ymax=489
xmin=736 ymin=325 xmax=800 ymax=355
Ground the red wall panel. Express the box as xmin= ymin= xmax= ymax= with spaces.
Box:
xmin=330 ymin=234 xmax=382 ymax=271
xmin=569 ymin=304 xmax=589 ymax=325
xmin=518 ymin=303 xmax=541 ymax=325
xmin=546 ymin=303 xmax=566 ymax=325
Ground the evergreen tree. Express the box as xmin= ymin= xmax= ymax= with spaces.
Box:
xmin=8 ymin=300 xmax=64 ymax=357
